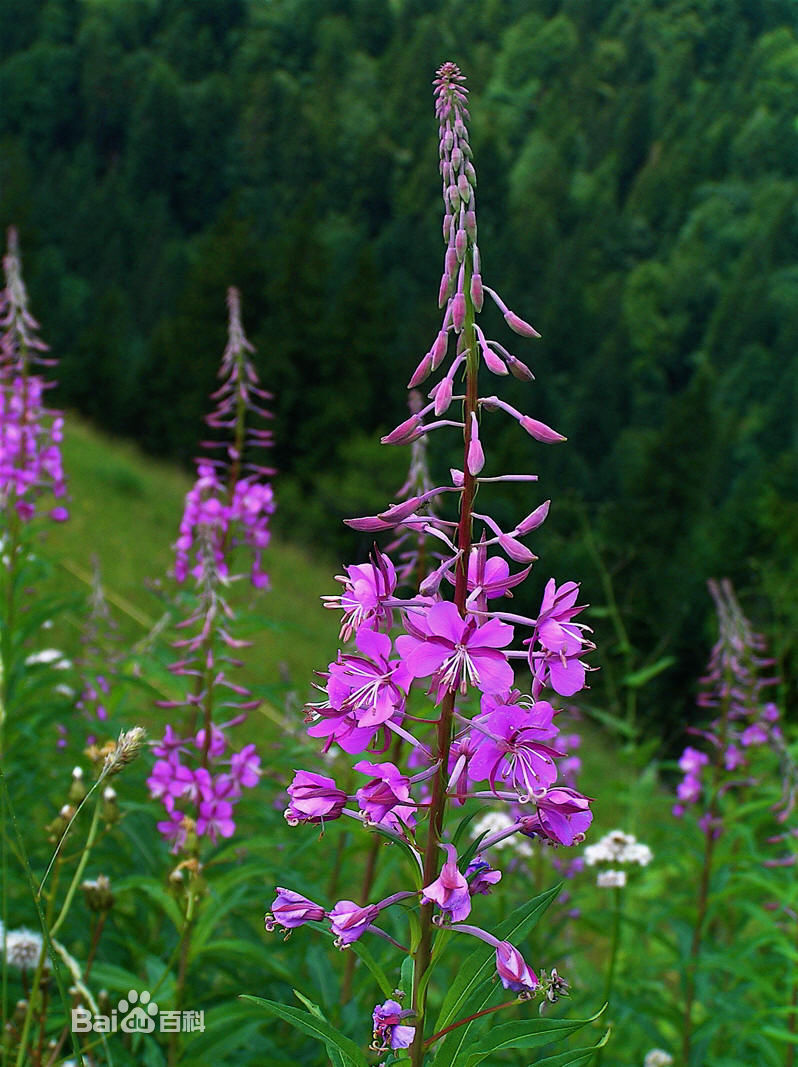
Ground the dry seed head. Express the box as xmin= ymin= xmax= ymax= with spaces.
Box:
xmin=102 ymin=726 xmax=147 ymax=777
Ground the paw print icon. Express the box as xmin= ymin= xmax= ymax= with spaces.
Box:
xmin=118 ymin=990 xmax=159 ymax=1033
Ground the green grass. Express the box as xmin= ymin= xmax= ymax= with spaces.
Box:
xmin=46 ymin=413 xmax=341 ymax=696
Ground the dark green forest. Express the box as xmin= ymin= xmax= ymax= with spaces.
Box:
xmin=1 ymin=0 xmax=796 ymax=740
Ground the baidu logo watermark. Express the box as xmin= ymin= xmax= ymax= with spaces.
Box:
xmin=71 ymin=989 xmax=205 ymax=1035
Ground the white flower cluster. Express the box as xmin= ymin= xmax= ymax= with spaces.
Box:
xmin=644 ymin=1050 xmax=673 ymax=1067
xmin=584 ymin=829 xmax=652 ymax=888
xmin=470 ymin=810 xmax=533 ymax=857
xmin=596 ymin=869 xmax=626 ymax=889
xmin=584 ymin=829 xmax=652 ymax=868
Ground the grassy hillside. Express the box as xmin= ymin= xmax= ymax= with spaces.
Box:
xmin=48 ymin=413 xmax=341 ymax=696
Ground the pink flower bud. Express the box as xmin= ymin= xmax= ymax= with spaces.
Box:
xmin=443 ymin=214 xmax=453 ymax=242
xmin=470 ymin=272 xmax=484 ymax=312
xmin=519 ymin=416 xmax=566 ymax=443
xmin=450 ymin=468 xmax=465 ymax=487
xmin=408 ymin=351 xmax=433 ymax=388
xmin=452 ymin=292 xmax=466 ymax=332
xmin=381 ymin=413 xmax=422 ymax=445
xmin=498 ymin=534 xmax=538 ymax=564
xmin=430 ymin=329 xmax=449 ymax=370
xmin=481 ymin=341 xmax=506 ymax=375
xmin=455 ymin=228 xmax=467 ymax=261
xmin=515 ymin=500 xmax=550 ymax=536
xmin=457 ymin=173 xmax=471 ymax=201
xmin=438 ymin=272 xmax=452 ymax=307
xmin=505 ymin=354 xmax=535 ymax=381
xmin=445 ymin=245 xmax=458 ymax=280
xmin=467 ymin=413 xmax=484 ymax=476
xmin=495 ymin=941 xmax=538 ymax=993
xmin=504 ymin=311 xmax=541 ymax=338
xmin=451 ymin=146 xmax=463 ymax=170
xmin=464 ymin=161 xmax=477 ymax=187
xmin=448 ymin=184 xmax=460 ymax=209
xmin=433 ymin=376 xmax=453 ymax=417
xmin=344 ymin=516 xmax=393 ymax=532
xmin=379 ymin=497 xmax=424 ymax=523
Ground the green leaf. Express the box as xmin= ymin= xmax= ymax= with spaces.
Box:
xmin=451 ymin=809 xmax=484 ymax=849
xmin=527 ymin=1027 xmax=610 ymax=1066
xmin=434 ymin=884 xmax=561 ymax=1035
xmin=180 ymin=1001 xmax=275 ymax=1064
xmin=293 ymin=989 xmax=324 ymax=1016
xmin=575 ymin=701 xmax=637 ymax=738
xmin=621 ymin=656 xmax=676 ymax=688
xmin=399 ymin=955 xmax=415 ymax=1000
xmin=113 ymin=875 xmax=184 ymax=930
xmin=761 ymin=1026 xmax=798 ymax=1045
xmin=293 ymin=991 xmax=349 ymax=1067
xmin=349 ymin=937 xmax=393 ymax=998
xmin=464 ymin=1010 xmax=605 ymax=1064
xmin=239 ymin=995 xmax=369 ymax=1067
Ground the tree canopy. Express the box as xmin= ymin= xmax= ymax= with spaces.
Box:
xmin=2 ymin=0 xmax=796 ymax=736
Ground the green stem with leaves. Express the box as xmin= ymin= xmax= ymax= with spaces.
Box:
xmin=595 ymin=885 xmax=623 ymax=1067
xmin=169 ymin=880 xmax=199 ymax=1067
xmin=681 ymin=673 xmax=732 ymax=1064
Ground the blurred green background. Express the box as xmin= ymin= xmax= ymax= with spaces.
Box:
xmin=2 ymin=0 xmax=796 ymax=739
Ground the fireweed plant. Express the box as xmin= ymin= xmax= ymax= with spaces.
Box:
xmin=673 ymin=579 xmax=796 ymax=1065
xmin=145 ymin=289 xmax=271 ymax=1049
xmin=0 ymin=228 xmax=151 ymax=1066
xmin=260 ymin=65 xmax=604 ymax=1065
xmin=0 ymin=228 xmax=68 ymax=758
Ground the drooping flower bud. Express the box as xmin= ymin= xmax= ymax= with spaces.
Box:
xmin=519 ymin=416 xmax=566 ymax=444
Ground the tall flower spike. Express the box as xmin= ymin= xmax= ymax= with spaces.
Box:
xmin=266 ymin=65 xmax=594 ymax=1064
xmin=0 ymin=229 xmax=68 ymax=522
xmin=175 ymin=289 xmax=275 ymax=588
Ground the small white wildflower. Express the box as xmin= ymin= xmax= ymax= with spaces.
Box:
xmin=103 ymin=786 xmax=117 ymax=801
xmin=585 ymin=829 xmax=652 ymax=867
xmin=621 ymin=841 xmax=653 ymax=866
xmin=584 ymin=842 xmax=614 ymax=866
xmin=596 ymin=869 xmax=626 ymax=889
xmin=644 ymin=1050 xmax=674 ymax=1067
xmin=54 ymin=683 xmax=75 ymax=699
xmin=470 ymin=811 xmax=515 ymax=843
xmin=25 ymin=649 xmax=67 ymax=667
xmin=470 ymin=811 xmax=533 ymax=856
xmin=5 ymin=928 xmax=48 ymax=970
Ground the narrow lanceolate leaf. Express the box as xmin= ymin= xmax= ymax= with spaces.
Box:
xmin=239 ymin=996 xmax=369 ymax=1067
xmin=525 ymin=1027 xmax=610 ymax=1066
xmin=434 ymin=884 xmax=561 ymax=1034
xmin=293 ymin=990 xmax=349 ymax=1067
xmin=462 ymin=1009 xmax=606 ymax=1065
xmin=621 ymin=656 xmax=676 ymax=688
